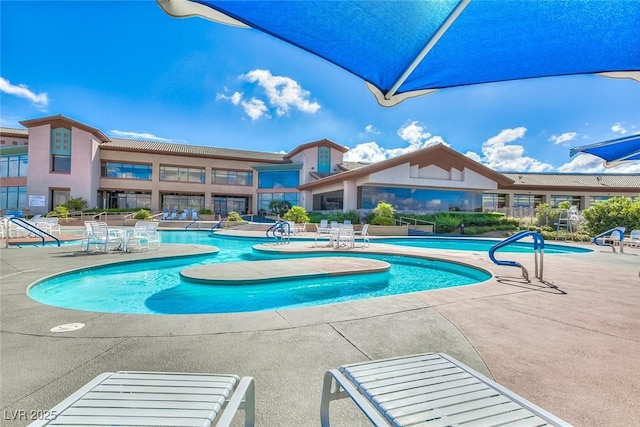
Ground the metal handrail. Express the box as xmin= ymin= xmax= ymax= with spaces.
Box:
xmin=488 ymin=231 xmax=544 ymax=281
xmin=397 ymin=216 xmax=437 ymax=233
xmin=7 ymin=217 xmax=61 ymax=247
xmin=592 ymin=227 xmax=625 ymax=253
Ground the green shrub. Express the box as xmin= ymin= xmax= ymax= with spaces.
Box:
xmin=65 ymin=197 xmax=87 ymax=211
xmin=282 ymin=206 xmax=310 ymax=223
xmin=199 ymin=208 xmax=212 ymax=215
xmin=227 ymin=211 xmax=243 ymax=221
xmin=133 ymin=209 xmax=151 ymax=220
xmin=582 ymin=196 xmax=640 ymax=235
xmin=370 ymin=202 xmax=395 ymax=226
xmin=48 ymin=205 xmax=69 ymax=218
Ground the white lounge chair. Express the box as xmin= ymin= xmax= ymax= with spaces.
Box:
xmin=321 ymin=352 xmax=571 ymax=427
xmin=85 ymin=222 xmax=123 ymax=252
xmin=179 ymin=210 xmax=188 ymax=220
xmin=625 ymin=229 xmax=640 ymax=248
xmin=29 ymin=371 xmax=255 ymax=427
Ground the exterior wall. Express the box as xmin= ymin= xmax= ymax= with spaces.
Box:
xmin=369 ymin=163 xmax=498 ymax=190
xmin=288 ymin=145 xmax=345 ymax=185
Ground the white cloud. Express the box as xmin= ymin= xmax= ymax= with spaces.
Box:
xmin=557 ymin=153 xmax=640 ymax=173
xmin=345 ymin=121 xmax=447 ymax=163
xmin=241 ymin=98 xmax=269 ymax=121
xmin=549 ymin=132 xmax=577 ymax=145
xmin=0 ymin=77 xmax=48 ymax=109
xmin=241 ymin=69 xmax=320 ymax=116
xmin=109 ymin=130 xmax=173 ymax=142
xmin=464 ymin=127 xmax=553 ymax=172
xmin=611 ymin=123 xmax=627 ymax=134
xmin=216 ymin=70 xmax=320 ymax=120
xmin=216 ymin=91 xmax=270 ymax=120
xmin=343 ymin=141 xmax=388 ymax=163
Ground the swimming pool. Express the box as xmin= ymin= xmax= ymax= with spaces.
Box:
xmin=28 ymin=233 xmax=493 ymax=314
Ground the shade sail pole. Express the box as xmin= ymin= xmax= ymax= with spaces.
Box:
xmin=385 ymin=0 xmax=471 ymax=101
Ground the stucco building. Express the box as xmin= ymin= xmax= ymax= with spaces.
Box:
xmin=1 ymin=114 xmax=637 ymax=217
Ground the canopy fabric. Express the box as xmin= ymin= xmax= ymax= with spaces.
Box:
xmin=570 ymin=134 xmax=640 ymax=168
xmin=157 ymin=0 xmax=640 ymax=106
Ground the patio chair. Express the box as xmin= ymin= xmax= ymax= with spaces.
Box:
xmin=321 ymin=352 xmax=571 ymax=427
xmin=28 ymin=371 xmax=255 ymax=427
xmin=124 ymin=220 xmax=151 ymax=252
xmin=85 ymin=222 xmax=123 ymax=252
xmin=625 ymin=229 xmax=640 ymax=248
xmin=315 ymin=220 xmax=332 ymax=247
xmin=192 ymin=209 xmax=201 ymax=221
xmin=167 ymin=211 xmax=177 ymax=220
xmin=354 ymin=223 xmax=370 ymax=248
xmin=334 ymin=226 xmax=355 ymax=249
xmin=179 ymin=210 xmax=188 ymax=220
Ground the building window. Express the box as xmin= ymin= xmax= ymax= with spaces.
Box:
xmin=212 ymin=169 xmax=253 ymax=186
xmin=102 ymin=191 xmax=152 ymax=209
xmin=550 ymin=195 xmax=581 ymax=208
xmin=50 ymin=127 xmax=71 ymax=174
xmin=0 ymin=154 xmax=28 ymax=177
xmin=101 ymin=162 xmax=152 ymax=180
xmin=257 ymin=193 xmax=299 ymax=215
xmin=212 ymin=196 xmax=249 ymax=216
xmin=160 ymin=193 xmax=204 ymax=211
xmin=258 ymin=170 xmax=299 ymax=189
xmin=0 ymin=186 xmax=27 ymax=210
xmin=51 ymin=155 xmax=71 ymax=173
xmin=360 ymin=186 xmax=483 ymax=212
xmin=482 ymin=193 xmax=506 ymax=211
xmin=317 ymin=146 xmax=331 ymax=173
xmin=513 ymin=194 xmax=542 ymax=208
xmin=159 ymin=165 xmax=205 ymax=183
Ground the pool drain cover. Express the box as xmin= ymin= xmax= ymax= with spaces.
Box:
xmin=50 ymin=323 xmax=85 ymax=333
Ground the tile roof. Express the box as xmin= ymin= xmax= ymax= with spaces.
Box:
xmin=502 ymin=173 xmax=639 ymax=189
xmin=101 ymin=138 xmax=288 ymax=162
xmin=0 ymin=127 xmax=29 ymax=137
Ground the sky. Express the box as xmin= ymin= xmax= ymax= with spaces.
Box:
xmin=2 ymin=0 xmax=640 ymax=173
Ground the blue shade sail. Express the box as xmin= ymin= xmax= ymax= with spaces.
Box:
xmin=570 ymin=134 xmax=640 ymax=168
xmin=157 ymin=0 xmax=640 ymax=106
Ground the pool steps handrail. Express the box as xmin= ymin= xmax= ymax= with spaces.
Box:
xmin=6 ymin=217 xmax=61 ymax=247
xmin=592 ymin=227 xmax=625 ymax=253
xmin=488 ymin=230 xmax=544 ymax=281
xmin=265 ymin=220 xmax=291 ymax=244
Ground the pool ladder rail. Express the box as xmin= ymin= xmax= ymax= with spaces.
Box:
xmin=265 ymin=220 xmax=291 ymax=244
xmin=592 ymin=227 xmax=625 ymax=253
xmin=488 ymin=231 xmax=544 ymax=282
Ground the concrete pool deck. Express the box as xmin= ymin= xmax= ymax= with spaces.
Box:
xmin=1 ymin=229 xmax=639 ymax=426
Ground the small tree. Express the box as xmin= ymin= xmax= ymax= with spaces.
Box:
xmin=282 ymin=205 xmax=310 ymax=223
xmin=370 ymin=202 xmax=395 ymax=225
xmin=66 ymin=197 xmax=87 ymax=211
xmin=268 ymin=200 xmax=291 ymax=215
xmin=227 ymin=211 xmax=243 ymax=221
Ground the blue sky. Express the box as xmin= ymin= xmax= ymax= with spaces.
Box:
xmin=2 ymin=0 xmax=640 ymax=173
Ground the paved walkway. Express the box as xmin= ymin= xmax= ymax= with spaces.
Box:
xmin=1 ymin=229 xmax=639 ymax=426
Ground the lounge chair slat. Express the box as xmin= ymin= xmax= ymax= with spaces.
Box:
xmin=92 ymin=385 xmax=230 ymax=395
xmin=102 ymin=378 xmax=235 ymax=388
xmin=356 ymin=368 xmax=467 ymax=394
xmin=112 ymin=372 xmax=237 ymax=383
xmin=394 ymin=400 xmax=533 ymax=426
xmin=48 ymin=414 xmax=208 ymax=426
xmin=63 ymin=407 xmax=217 ymax=419
xmin=368 ymin=374 xmax=477 ymax=400
xmin=375 ymin=381 xmax=489 ymax=407
xmin=70 ymin=398 xmax=221 ymax=410
xmin=83 ymin=391 xmax=223 ymax=402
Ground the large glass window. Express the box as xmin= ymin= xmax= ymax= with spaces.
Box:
xmin=317 ymin=146 xmax=331 ymax=173
xmin=257 ymin=193 xmax=299 ymax=215
xmin=0 ymin=186 xmax=26 ymax=210
xmin=550 ymin=195 xmax=582 ymax=208
xmin=103 ymin=191 xmax=152 ymax=209
xmin=101 ymin=162 xmax=152 ymax=180
xmin=212 ymin=196 xmax=249 ymax=216
xmin=513 ymin=194 xmax=542 ymax=208
xmin=51 ymin=128 xmax=71 ymax=174
xmin=0 ymin=154 xmax=28 ymax=177
xmin=161 ymin=193 xmax=204 ymax=211
xmin=258 ymin=170 xmax=299 ymax=189
xmin=51 ymin=189 xmax=70 ymax=209
xmin=482 ymin=193 xmax=506 ymax=211
xmin=159 ymin=166 xmax=205 ymax=183
xmin=212 ymin=169 xmax=253 ymax=186
xmin=360 ymin=186 xmax=483 ymax=212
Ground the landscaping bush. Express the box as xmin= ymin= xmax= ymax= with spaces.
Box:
xmin=227 ymin=211 xmax=243 ymax=221
xmin=48 ymin=205 xmax=69 ymax=218
xmin=582 ymin=196 xmax=640 ymax=235
xmin=133 ymin=209 xmax=152 ymax=220
xmin=370 ymin=202 xmax=395 ymax=226
xmin=282 ymin=206 xmax=310 ymax=223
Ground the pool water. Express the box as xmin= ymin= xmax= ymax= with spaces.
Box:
xmin=28 ymin=232 xmax=495 ymax=315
